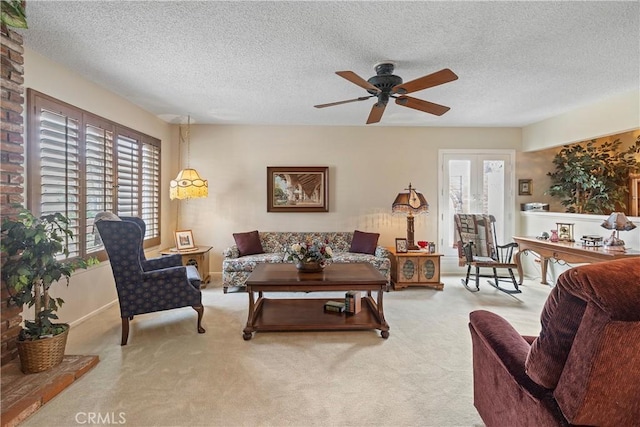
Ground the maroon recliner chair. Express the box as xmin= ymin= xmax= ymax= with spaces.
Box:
xmin=469 ymin=257 xmax=640 ymax=426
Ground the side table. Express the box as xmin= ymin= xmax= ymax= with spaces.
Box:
xmin=160 ymin=246 xmax=212 ymax=286
xmin=388 ymin=248 xmax=444 ymax=290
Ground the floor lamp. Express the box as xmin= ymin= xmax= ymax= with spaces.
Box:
xmin=392 ymin=183 xmax=429 ymax=250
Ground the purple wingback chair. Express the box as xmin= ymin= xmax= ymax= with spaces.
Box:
xmin=469 ymin=257 xmax=640 ymax=426
xmin=95 ymin=214 xmax=205 ymax=345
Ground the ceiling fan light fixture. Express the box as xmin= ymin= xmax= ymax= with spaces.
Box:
xmin=317 ymin=63 xmax=457 ymax=124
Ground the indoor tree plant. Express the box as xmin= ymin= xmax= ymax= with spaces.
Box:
xmin=1 ymin=208 xmax=95 ymax=373
xmin=547 ymin=137 xmax=640 ymax=214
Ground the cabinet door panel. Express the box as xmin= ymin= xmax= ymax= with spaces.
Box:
xmin=398 ymin=257 xmax=420 ymax=283
xmin=419 ymin=257 xmax=440 ymax=283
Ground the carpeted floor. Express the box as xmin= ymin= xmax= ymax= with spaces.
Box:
xmin=20 ymin=275 xmax=551 ymax=427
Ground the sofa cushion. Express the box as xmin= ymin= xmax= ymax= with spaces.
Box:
xmin=223 ymin=253 xmax=284 ymax=272
xmin=233 ymin=230 xmax=264 ymax=256
xmin=349 ymin=230 xmax=379 ymax=255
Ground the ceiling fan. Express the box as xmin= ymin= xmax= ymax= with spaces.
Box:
xmin=314 ymin=62 xmax=458 ymax=124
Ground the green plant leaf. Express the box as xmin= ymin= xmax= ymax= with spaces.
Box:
xmin=1 ymin=0 xmax=28 ymax=29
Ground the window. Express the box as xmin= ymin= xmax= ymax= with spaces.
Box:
xmin=27 ymin=90 xmax=161 ymax=260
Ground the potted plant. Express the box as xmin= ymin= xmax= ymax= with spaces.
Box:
xmin=1 ymin=208 xmax=95 ymax=373
xmin=547 ymin=137 xmax=640 ymax=214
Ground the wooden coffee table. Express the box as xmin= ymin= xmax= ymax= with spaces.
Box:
xmin=243 ymin=263 xmax=390 ymax=340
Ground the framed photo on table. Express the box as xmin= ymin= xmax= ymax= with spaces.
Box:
xmin=395 ymin=238 xmax=408 ymax=253
xmin=267 ymin=166 xmax=329 ymax=212
xmin=175 ymin=230 xmax=195 ymax=251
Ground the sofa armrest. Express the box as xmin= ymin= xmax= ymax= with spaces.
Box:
xmin=223 ymin=245 xmax=240 ymax=259
xmin=375 ymin=246 xmax=391 ymax=258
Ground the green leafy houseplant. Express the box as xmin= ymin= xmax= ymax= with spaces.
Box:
xmin=547 ymin=137 xmax=640 ymax=214
xmin=1 ymin=209 xmax=95 ymax=341
xmin=1 ymin=0 xmax=27 ymax=29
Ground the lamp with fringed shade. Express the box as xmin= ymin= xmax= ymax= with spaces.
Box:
xmin=392 ymin=183 xmax=429 ymax=250
xmin=169 ymin=116 xmax=208 ymax=200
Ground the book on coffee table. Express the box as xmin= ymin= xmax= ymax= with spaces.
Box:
xmin=324 ymin=300 xmax=345 ymax=313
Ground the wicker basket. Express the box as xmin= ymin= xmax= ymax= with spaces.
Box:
xmin=16 ymin=324 xmax=69 ymax=374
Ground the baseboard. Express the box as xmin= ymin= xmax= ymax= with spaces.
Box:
xmin=69 ymin=299 xmax=119 ymax=328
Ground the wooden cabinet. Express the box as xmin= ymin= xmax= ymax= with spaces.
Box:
xmin=388 ymin=248 xmax=443 ymax=290
xmin=630 ymin=173 xmax=639 ymax=217
xmin=160 ymin=246 xmax=212 ymax=286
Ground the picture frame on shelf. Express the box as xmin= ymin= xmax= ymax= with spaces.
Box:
xmin=267 ymin=166 xmax=329 ymax=212
xmin=175 ymin=230 xmax=196 ymax=251
xmin=518 ymin=179 xmax=532 ymax=196
xmin=395 ymin=238 xmax=408 ymax=253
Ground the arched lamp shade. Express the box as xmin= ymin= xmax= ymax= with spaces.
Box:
xmin=392 ymin=183 xmax=429 ymax=250
xmin=169 ymin=168 xmax=209 ymax=200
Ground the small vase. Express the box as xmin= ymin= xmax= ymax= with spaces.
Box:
xmin=550 ymin=230 xmax=559 ymax=243
xmin=295 ymin=261 xmax=324 ymax=273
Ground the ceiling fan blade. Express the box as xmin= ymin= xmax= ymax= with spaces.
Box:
xmin=392 ymin=68 xmax=458 ymax=95
xmin=336 ymin=71 xmax=381 ymax=93
xmin=366 ymin=102 xmax=386 ymax=124
xmin=314 ymin=96 xmax=373 ymax=108
xmin=395 ymin=96 xmax=451 ymax=116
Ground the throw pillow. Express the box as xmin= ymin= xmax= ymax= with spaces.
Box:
xmin=233 ymin=230 xmax=264 ymax=256
xmin=349 ymin=230 xmax=380 ymax=255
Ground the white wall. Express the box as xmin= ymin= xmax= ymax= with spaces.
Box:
xmin=181 ymin=125 xmax=521 ymax=274
xmin=522 ymin=90 xmax=640 ymax=151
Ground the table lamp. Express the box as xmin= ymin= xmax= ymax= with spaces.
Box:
xmin=600 ymin=212 xmax=636 ymax=251
xmin=392 ymin=183 xmax=429 ymax=250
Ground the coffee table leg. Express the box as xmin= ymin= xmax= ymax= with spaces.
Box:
xmin=243 ymin=289 xmax=255 ymax=340
xmin=377 ymin=288 xmax=390 ymax=339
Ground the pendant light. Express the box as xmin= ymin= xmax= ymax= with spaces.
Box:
xmin=170 ymin=115 xmax=208 ymax=200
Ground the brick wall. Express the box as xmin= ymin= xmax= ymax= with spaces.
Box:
xmin=1 ymin=25 xmax=25 ymax=366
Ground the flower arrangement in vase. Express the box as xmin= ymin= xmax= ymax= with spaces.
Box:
xmin=284 ymin=240 xmax=333 ymax=272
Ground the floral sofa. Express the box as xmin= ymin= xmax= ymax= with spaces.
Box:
xmin=222 ymin=231 xmax=391 ymax=293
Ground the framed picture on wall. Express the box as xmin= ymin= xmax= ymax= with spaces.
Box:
xmin=395 ymin=238 xmax=408 ymax=253
xmin=267 ymin=166 xmax=329 ymax=212
xmin=175 ymin=230 xmax=196 ymax=251
xmin=518 ymin=179 xmax=532 ymax=196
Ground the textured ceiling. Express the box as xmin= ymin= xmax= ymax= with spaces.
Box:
xmin=22 ymin=1 xmax=640 ymax=127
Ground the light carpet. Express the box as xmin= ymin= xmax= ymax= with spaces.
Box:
xmin=20 ymin=275 xmax=551 ymax=427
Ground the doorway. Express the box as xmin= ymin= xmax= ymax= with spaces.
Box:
xmin=438 ymin=150 xmax=515 ymax=264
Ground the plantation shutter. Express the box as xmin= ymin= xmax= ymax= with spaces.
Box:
xmin=141 ymin=140 xmax=161 ymax=243
xmin=27 ymin=89 xmax=163 ymax=258
xmin=115 ymin=132 xmax=141 ymax=217
xmin=84 ymin=120 xmax=114 ymax=255
xmin=34 ymin=106 xmax=82 ymax=258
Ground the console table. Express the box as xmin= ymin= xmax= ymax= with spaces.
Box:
xmin=513 ymin=237 xmax=640 ymax=285
xmin=160 ymin=246 xmax=212 ymax=286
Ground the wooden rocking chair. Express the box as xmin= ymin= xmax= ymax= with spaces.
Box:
xmin=454 ymin=214 xmax=521 ymax=294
